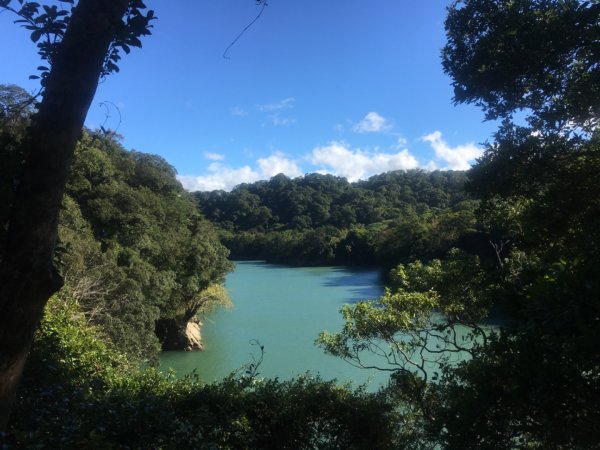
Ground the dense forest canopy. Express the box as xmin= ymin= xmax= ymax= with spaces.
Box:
xmin=1 ymin=87 xmax=232 ymax=363
xmin=195 ymin=171 xmax=482 ymax=266
xmin=197 ymin=170 xmax=470 ymax=230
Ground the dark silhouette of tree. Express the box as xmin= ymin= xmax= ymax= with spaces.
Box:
xmin=0 ymin=0 xmax=153 ymax=429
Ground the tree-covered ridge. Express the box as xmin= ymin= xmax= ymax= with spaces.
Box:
xmin=59 ymin=130 xmax=232 ymax=361
xmin=197 ymin=170 xmax=470 ymax=231
xmin=195 ymin=171 xmax=480 ymax=266
xmin=1 ymin=91 xmax=232 ymax=363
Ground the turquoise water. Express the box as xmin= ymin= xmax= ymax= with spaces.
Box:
xmin=160 ymin=261 xmax=390 ymax=388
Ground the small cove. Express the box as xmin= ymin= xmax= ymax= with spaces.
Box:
xmin=160 ymin=261 xmax=390 ymax=389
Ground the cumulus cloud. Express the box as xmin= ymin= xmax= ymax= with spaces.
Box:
xmin=178 ymin=132 xmax=483 ymax=191
xmin=310 ymin=141 xmax=418 ymax=182
xmin=257 ymin=152 xmax=303 ymax=178
xmin=353 ymin=112 xmax=392 ymax=133
xmin=203 ymin=152 xmax=225 ymax=161
xmin=395 ymin=136 xmax=408 ymax=147
xmin=177 ymin=153 xmax=302 ymax=191
xmin=178 ymin=165 xmax=259 ymax=191
xmin=422 ymin=131 xmax=482 ymax=170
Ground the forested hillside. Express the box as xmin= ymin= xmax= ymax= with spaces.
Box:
xmin=1 ymin=86 xmax=232 ymax=362
xmin=196 ymin=171 xmax=481 ymax=266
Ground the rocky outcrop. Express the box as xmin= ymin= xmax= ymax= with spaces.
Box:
xmin=155 ymin=317 xmax=204 ymax=351
xmin=184 ymin=318 xmax=203 ymax=351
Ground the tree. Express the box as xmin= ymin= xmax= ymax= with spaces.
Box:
xmin=319 ymin=1 xmax=600 ymax=446
xmin=0 ymin=0 xmax=154 ymax=429
xmin=442 ymin=0 xmax=600 ymax=131
xmin=0 ymin=85 xmax=35 ymax=243
xmin=317 ymin=250 xmax=490 ymax=420
xmin=438 ymin=3 xmax=600 ymax=445
xmin=54 ymin=131 xmax=232 ymax=360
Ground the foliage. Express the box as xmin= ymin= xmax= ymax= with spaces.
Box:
xmin=185 ymin=283 xmax=232 ymax=322
xmin=0 ymin=0 xmax=155 ymax=85
xmin=196 ymin=171 xmax=479 ymax=266
xmin=0 ymin=84 xmax=34 ymax=250
xmin=317 ymin=250 xmax=491 ymax=419
xmin=58 ymin=130 xmax=232 ymax=361
xmin=197 ymin=171 xmax=469 ymax=231
xmin=442 ymin=0 xmax=600 ymax=131
xmin=3 ymin=0 xmax=599 ymax=446
xmin=5 ymin=295 xmax=406 ymax=449
xmin=318 ymin=1 xmax=600 ymax=448
xmin=0 ymin=0 xmax=159 ymax=430
xmin=1 ymin=99 xmax=232 ymax=362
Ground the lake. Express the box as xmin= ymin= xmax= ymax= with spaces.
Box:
xmin=160 ymin=261 xmax=391 ymax=389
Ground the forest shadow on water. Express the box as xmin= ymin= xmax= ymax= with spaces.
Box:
xmin=321 ymin=268 xmax=384 ymax=304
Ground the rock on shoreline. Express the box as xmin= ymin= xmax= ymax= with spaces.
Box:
xmin=155 ymin=317 xmax=204 ymax=351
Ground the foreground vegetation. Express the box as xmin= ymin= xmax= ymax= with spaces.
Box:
xmin=5 ymin=295 xmax=404 ymax=449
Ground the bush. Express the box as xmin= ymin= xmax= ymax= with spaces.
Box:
xmin=5 ymin=295 xmax=406 ymax=449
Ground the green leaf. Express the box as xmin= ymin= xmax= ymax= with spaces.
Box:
xmin=30 ymin=29 xmax=42 ymax=43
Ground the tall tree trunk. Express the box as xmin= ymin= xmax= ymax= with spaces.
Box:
xmin=0 ymin=0 xmax=129 ymax=430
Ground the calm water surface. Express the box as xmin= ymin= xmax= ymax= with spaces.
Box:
xmin=160 ymin=261 xmax=389 ymax=388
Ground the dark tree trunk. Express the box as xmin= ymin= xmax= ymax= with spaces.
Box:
xmin=0 ymin=0 xmax=129 ymax=430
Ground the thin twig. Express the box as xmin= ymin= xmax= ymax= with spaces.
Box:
xmin=223 ymin=1 xmax=268 ymax=60
xmin=98 ymin=100 xmax=122 ymax=133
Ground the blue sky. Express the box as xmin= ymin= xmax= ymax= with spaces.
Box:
xmin=0 ymin=1 xmax=497 ymax=191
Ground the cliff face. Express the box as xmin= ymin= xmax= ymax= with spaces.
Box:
xmin=184 ymin=319 xmax=203 ymax=351
xmin=155 ymin=317 xmax=203 ymax=351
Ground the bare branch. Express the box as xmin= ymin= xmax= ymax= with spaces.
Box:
xmin=222 ymin=0 xmax=268 ymax=60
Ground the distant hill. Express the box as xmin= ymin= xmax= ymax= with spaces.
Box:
xmin=194 ymin=171 xmax=481 ymax=266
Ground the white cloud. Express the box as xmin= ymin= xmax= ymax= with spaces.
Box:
xmin=230 ymin=106 xmax=248 ymax=116
xmin=257 ymin=152 xmax=303 ymax=178
xmin=310 ymin=141 xmax=418 ymax=182
xmin=178 ymin=153 xmax=302 ymax=191
xmin=395 ymin=136 xmax=408 ymax=147
xmin=178 ymin=131 xmax=483 ymax=192
xmin=424 ymin=160 xmax=439 ymax=171
xmin=271 ymin=115 xmax=297 ymax=126
xmin=353 ymin=112 xmax=392 ymax=133
xmin=178 ymin=165 xmax=260 ymax=191
xmin=203 ymin=152 xmax=225 ymax=161
xmin=256 ymin=97 xmax=295 ymax=112
xmin=422 ymin=131 xmax=482 ymax=170
xmin=256 ymin=97 xmax=296 ymax=126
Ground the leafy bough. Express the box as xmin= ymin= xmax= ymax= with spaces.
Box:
xmin=317 ymin=250 xmax=492 ymax=412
